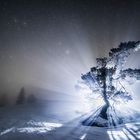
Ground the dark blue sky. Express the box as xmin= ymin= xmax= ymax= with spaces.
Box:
xmin=0 ymin=0 xmax=140 ymax=102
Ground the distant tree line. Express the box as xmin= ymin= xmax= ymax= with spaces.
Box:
xmin=0 ymin=87 xmax=37 ymax=107
xmin=16 ymin=87 xmax=37 ymax=105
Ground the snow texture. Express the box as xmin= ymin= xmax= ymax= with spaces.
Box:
xmin=0 ymin=101 xmax=140 ymax=140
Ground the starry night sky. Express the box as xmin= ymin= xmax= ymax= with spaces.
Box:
xmin=0 ymin=0 xmax=140 ymax=102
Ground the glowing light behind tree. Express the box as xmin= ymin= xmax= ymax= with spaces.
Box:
xmin=78 ymin=41 xmax=140 ymax=127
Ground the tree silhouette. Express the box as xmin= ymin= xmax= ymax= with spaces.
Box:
xmin=27 ymin=94 xmax=37 ymax=103
xmin=0 ymin=93 xmax=7 ymax=107
xmin=79 ymin=41 xmax=140 ymax=127
xmin=16 ymin=87 xmax=26 ymax=105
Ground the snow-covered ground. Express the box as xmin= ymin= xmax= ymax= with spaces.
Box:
xmin=0 ymin=100 xmax=140 ymax=140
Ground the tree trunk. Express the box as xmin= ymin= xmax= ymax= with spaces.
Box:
xmin=100 ymin=68 xmax=110 ymax=120
xmin=100 ymin=102 xmax=109 ymax=120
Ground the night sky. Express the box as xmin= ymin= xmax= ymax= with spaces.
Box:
xmin=0 ymin=0 xmax=140 ymax=103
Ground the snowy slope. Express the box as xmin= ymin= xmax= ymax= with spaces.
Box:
xmin=0 ymin=101 xmax=140 ymax=140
